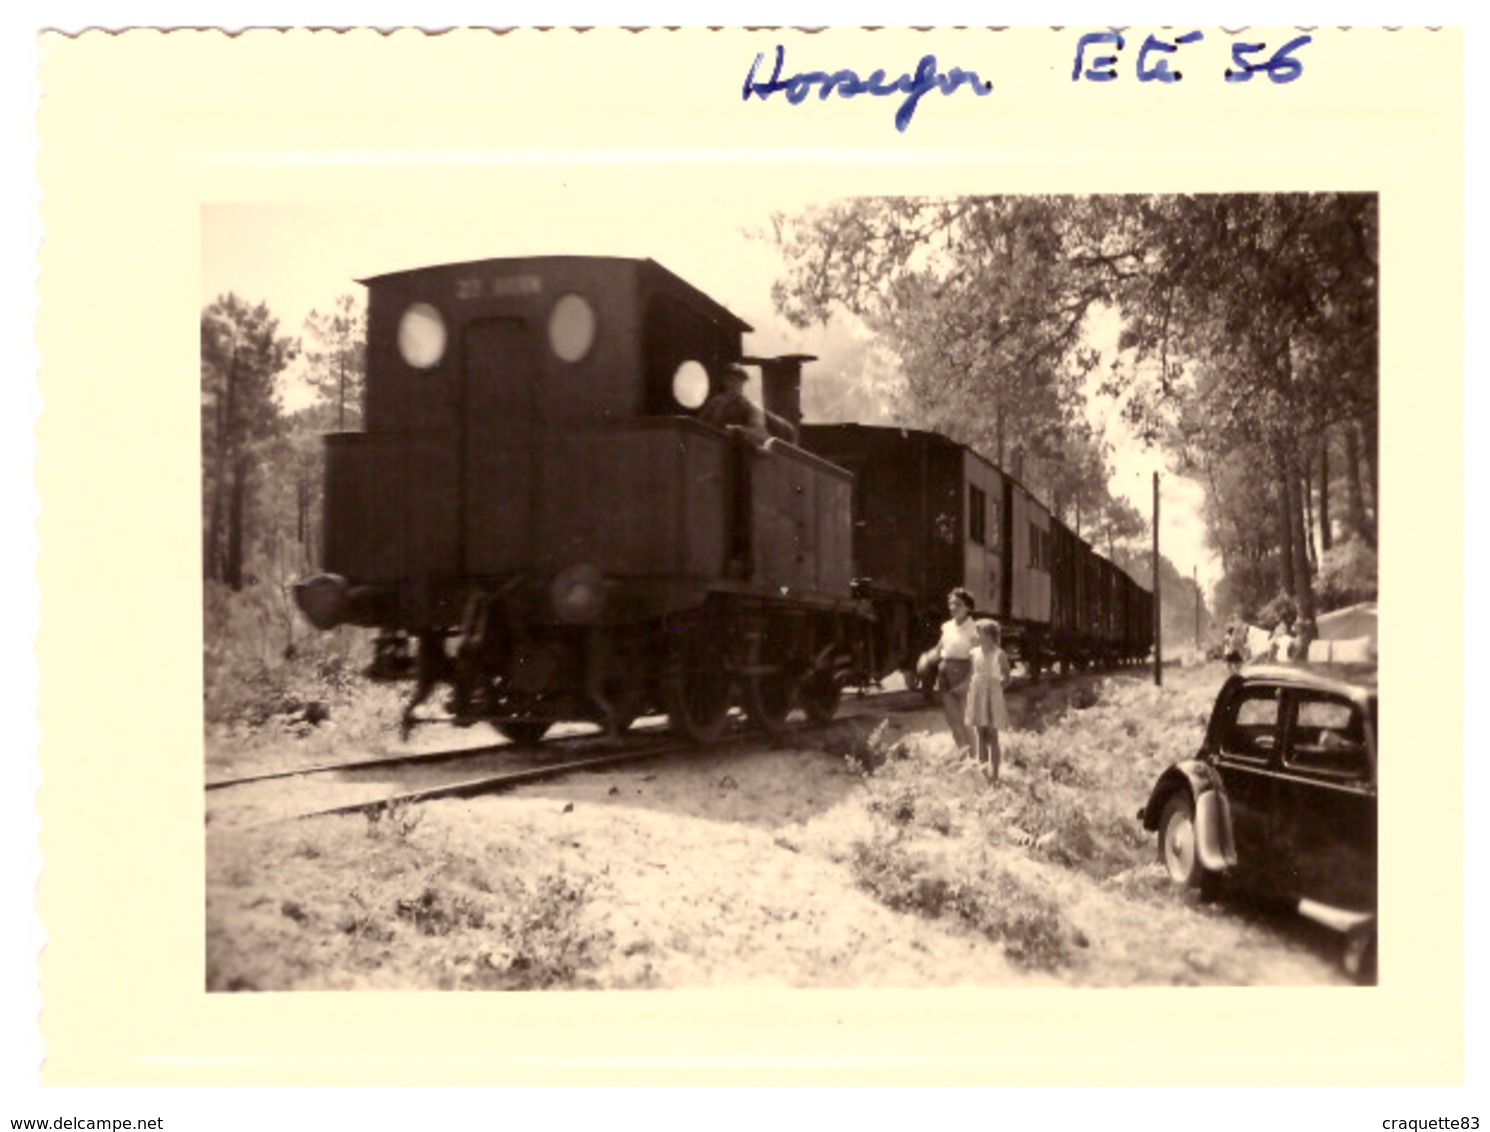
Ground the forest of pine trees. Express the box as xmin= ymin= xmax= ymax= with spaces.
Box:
xmin=200 ymin=292 xmax=366 ymax=674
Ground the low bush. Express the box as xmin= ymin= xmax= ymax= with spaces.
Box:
xmin=395 ymin=884 xmax=487 ymax=937
xmin=850 ymin=827 xmax=1074 ymax=971
xmin=850 ymin=831 xmax=953 ymax=918
xmin=819 ymin=718 xmax=902 ymax=773
xmin=366 ymin=799 xmax=425 ymax=842
xmin=950 ymin=864 xmax=1074 ymax=971
xmin=204 ymin=579 xmax=383 ymax=736
xmin=470 ymin=872 xmax=613 ymax=990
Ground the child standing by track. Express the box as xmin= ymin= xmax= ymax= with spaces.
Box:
xmin=966 ymin=619 xmax=1011 ymax=782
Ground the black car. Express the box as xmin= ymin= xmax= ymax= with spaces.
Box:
xmin=1138 ymin=663 xmax=1377 ymax=980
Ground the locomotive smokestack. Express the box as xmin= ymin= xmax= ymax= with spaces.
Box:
xmin=741 ymin=353 xmax=815 ymax=431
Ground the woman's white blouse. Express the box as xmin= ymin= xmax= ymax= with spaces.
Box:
xmin=939 ymin=617 xmax=978 ymax=661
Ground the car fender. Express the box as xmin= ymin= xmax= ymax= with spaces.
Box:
xmin=1140 ymin=760 xmax=1237 ymax=872
xmin=1194 ymin=787 xmax=1238 ymax=871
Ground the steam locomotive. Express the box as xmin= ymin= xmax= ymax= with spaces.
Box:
xmin=293 ymin=255 xmax=1151 ymax=744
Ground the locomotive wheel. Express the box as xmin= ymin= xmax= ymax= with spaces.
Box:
xmin=663 ymin=625 xmax=733 ymax=745
xmin=494 ymin=720 xmax=551 ymax=747
xmin=798 ymin=671 xmax=842 ymax=725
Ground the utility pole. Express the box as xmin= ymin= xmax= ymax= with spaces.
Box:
xmin=1153 ymin=471 xmax=1162 ymax=687
xmin=1194 ymin=565 xmax=1201 ymax=652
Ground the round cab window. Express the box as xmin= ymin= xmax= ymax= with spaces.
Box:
xmin=397 ymin=302 xmax=447 ymax=369
xmin=672 ymin=360 xmax=710 ymax=409
xmin=547 ymin=294 xmax=597 ymax=362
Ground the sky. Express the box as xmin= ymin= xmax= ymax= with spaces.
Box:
xmin=202 ymin=197 xmax=1222 ymax=595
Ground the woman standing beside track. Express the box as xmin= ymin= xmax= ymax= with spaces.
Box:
xmin=933 ymin=588 xmax=978 ymax=754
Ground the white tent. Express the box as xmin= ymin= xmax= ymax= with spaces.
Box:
xmin=1315 ymin=601 xmax=1377 ymax=642
xmin=1306 ymin=601 xmax=1377 ymax=663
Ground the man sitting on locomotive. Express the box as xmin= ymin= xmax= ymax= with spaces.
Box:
xmin=698 ymin=365 xmax=799 ymax=444
xmin=698 ymin=366 xmax=768 ymax=438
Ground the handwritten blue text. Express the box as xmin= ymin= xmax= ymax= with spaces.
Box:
xmin=1071 ymin=30 xmax=1312 ymax=84
xmin=743 ymin=45 xmax=992 ymax=133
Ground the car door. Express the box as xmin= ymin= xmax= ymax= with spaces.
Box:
xmin=1271 ymin=689 xmax=1377 ymax=913
xmin=1210 ymin=681 xmax=1284 ymax=877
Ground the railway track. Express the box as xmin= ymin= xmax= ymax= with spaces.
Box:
xmin=295 ymin=729 xmax=753 ymax=821
xmin=202 ymin=719 xmax=670 ymax=792
xmin=205 ymin=667 xmax=1116 ymax=828
xmin=205 ymin=686 xmax=933 ymax=827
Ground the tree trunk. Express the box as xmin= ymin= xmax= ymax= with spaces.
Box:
xmin=1360 ymin=412 xmax=1378 ymax=538
xmin=205 ymin=395 xmax=225 ymax=583
xmin=1318 ymin=427 xmax=1332 ymax=552
xmin=1277 ymin=453 xmax=1295 ymax=599
xmin=206 ymin=341 xmax=240 ymax=583
xmin=227 ymin=452 xmax=247 ymax=591
xmin=1287 ymin=446 xmax=1315 ymax=625
xmin=297 ymin=475 xmax=313 ymax=572
xmin=1343 ymin=419 xmax=1374 ymax=547
xmin=1302 ymin=455 xmax=1318 ymax=573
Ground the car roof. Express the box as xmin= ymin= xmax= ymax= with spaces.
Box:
xmin=1238 ymin=661 xmax=1378 ymax=702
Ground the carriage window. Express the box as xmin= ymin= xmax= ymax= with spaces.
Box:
xmin=547 ymin=293 xmax=597 ymax=362
xmin=671 ymin=360 xmax=710 ymax=409
xmin=969 ymin=484 xmax=987 ymax=545
xmin=1028 ymin=524 xmax=1049 ymax=571
xmin=1288 ymin=694 xmax=1370 ymax=779
xmin=1222 ymin=687 xmax=1282 ymax=762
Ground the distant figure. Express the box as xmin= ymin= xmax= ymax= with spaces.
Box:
xmin=967 ymin=619 xmax=1012 ymax=782
xmin=1223 ymin=622 xmax=1245 ymax=673
xmin=697 ymin=365 xmax=768 ymax=440
xmin=934 ymin=587 xmax=978 ymax=754
xmin=1271 ymin=619 xmax=1297 ymax=663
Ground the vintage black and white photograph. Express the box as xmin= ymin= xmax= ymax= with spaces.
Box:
xmin=201 ymin=191 xmax=1379 ymax=991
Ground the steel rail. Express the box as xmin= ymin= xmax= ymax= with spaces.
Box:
xmin=292 ymin=737 xmax=709 ymax=821
xmin=273 ymin=690 xmax=930 ymax=823
xmin=203 ymin=741 xmax=509 ymax=791
xmin=216 ymin=672 xmax=1132 ymax=826
xmin=207 ymin=674 xmax=1094 ymax=814
xmin=203 ymin=686 xmax=929 ymax=794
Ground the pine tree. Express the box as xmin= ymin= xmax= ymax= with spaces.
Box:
xmin=201 ymin=294 xmax=297 ymax=589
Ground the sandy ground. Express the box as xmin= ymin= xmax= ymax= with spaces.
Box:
xmin=204 ymin=664 xmax=1352 ymax=991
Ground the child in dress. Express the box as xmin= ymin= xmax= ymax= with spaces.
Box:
xmin=966 ymin=619 xmax=1011 ymax=781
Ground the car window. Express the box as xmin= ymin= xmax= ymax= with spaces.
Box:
xmin=1287 ymin=692 xmax=1371 ymax=780
xmin=1220 ymin=686 xmax=1282 ymax=761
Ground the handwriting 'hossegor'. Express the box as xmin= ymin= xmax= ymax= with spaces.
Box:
xmin=743 ymin=44 xmax=992 ymax=133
